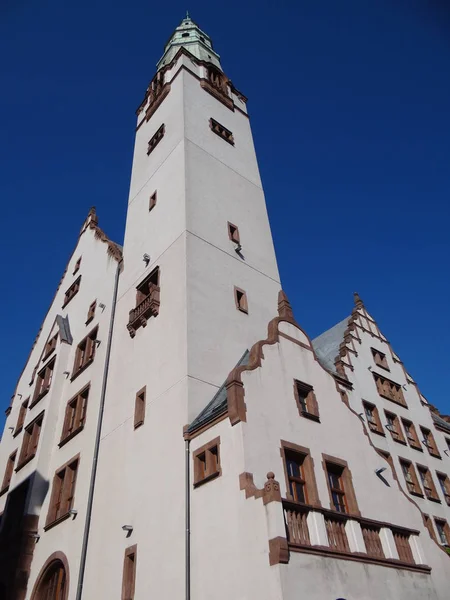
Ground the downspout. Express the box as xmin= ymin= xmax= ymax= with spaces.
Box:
xmin=76 ymin=259 xmax=122 ymax=600
xmin=185 ymin=438 xmax=191 ymax=600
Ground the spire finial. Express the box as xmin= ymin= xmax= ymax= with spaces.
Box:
xmin=278 ymin=290 xmax=294 ymax=320
xmin=186 ymin=10 xmax=190 ymax=19
xmin=353 ymin=292 xmax=364 ymax=308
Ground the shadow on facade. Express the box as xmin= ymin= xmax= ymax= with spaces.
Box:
xmin=0 ymin=471 xmax=49 ymax=600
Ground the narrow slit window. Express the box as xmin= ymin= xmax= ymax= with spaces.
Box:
xmin=209 ymin=118 xmax=234 ymax=145
xmin=73 ymin=256 xmax=82 ymax=274
xmin=149 ymin=190 xmax=157 ymax=211
xmin=234 ymin=287 xmax=248 ymax=314
xmin=134 ymin=386 xmax=146 ymax=429
xmin=147 ymin=124 xmax=165 ymax=155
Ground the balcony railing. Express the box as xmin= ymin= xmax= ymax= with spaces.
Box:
xmin=127 ymin=285 xmax=160 ymax=338
xmin=282 ymin=499 xmax=430 ymax=572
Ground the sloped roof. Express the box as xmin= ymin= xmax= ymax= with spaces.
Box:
xmin=432 ymin=412 xmax=450 ymax=434
xmin=312 ymin=317 xmax=349 ymax=375
xmin=187 ymin=350 xmax=250 ymax=433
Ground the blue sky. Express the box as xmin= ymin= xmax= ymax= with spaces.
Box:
xmin=1 ymin=0 xmax=449 ymax=425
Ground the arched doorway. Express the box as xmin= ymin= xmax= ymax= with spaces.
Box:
xmin=30 ymin=552 xmax=69 ymax=600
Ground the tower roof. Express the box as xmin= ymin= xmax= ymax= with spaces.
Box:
xmin=157 ymin=14 xmax=222 ymax=71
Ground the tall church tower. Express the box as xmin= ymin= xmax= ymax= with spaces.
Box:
xmin=82 ymin=14 xmax=281 ymax=598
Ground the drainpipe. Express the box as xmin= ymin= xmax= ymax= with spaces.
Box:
xmin=76 ymin=259 xmax=122 ymax=600
xmin=185 ymin=438 xmax=191 ymax=600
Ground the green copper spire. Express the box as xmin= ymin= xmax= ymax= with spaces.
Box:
xmin=157 ymin=14 xmax=222 ymax=71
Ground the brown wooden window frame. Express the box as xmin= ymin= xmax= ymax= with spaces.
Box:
xmin=234 ymin=286 xmax=248 ymax=314
xmin=193 ymin=437 xmax=221 ymax=487
xmin=393 ymin=530 xmax=415 ymax=563
xmin=420 ymin=426 xmax=441 ymax=458
xmin=134 ymin=386 xmax=146 ymax=430
xmin=45 ymin=455 xmax=80 ymax=530
xmin=417 ymin=464 xmax=440 ymax=502
xmin=373 ymin=373 xmax=407 ymax=407
xmin=209 ymin=117 xmax=234 ymax=145
xmin=281 ymin=441 xmax=321 ymax=507
xmin=362 ymin=524 xmax=385 ymax=558
xmin=322 ymin=454 xmax=360 ymax=516
xmin=59 ymin=384 xmax=90 ymax=447
xmin=423 ymin=513 xmax=437 ymax=542
xmin=436 ymin=472 xmax=450 ymax=506
xmin=62 ymin=275 xmax=81 ymax=308
xmin=16 ymin=411 xmax=44 ymax=471
xmin=401 ymin=418 xmax=422 ymax=450
xmin=73 ymin=256 xmax=81 ymax=275
xmin=31 ymin=357 xmax=56 ymax=408
xmin=14 ymin=397 xmax=29 ymax=436
xmin=399 ymin=458 xmax=423 ymax=497
xmin=122 ymin=544 xmax=137 ymax=600
xmin=71 ymin=327 xmax=98 ymax=381
xmin=86 ymin=300 xmax=96 ymax=325
xmin=0 ymin=450 xmax=17 ymax=495
xmin=147 ymin=123 xmax=165 ymax=155
xmin=43 ymin=333 xmax=58 ymax=361
xmin=362 ymin=400 xmax=384 ymax=435
xmin=149 ymin=190 xmax=157 ymax=211
xmin=227 ymin=221 xmax=240 ymax=244
xmin=371 ymin=347 xmax=389 ymax=371
xmin=293 ymin=380 xmax=320 ymax=422
xmin=384 ymin=411 xmax=406 ymax=444
xmin=434 ymin=518 xmax=450 ymax=546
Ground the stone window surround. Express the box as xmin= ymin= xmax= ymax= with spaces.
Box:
xmin=362 ymin=400 xmax=384 ymax=436
xmin=209 ymin=117 xmax=234 ymax=145
xmin=322 ymin=454 xmax=360 ymax=517
xmin=280 ymin=440 xmax=321 ymax=507
xmin=149 ymin=190 xmax=157 ymax=211
xmin=71 ymin=326 xmax=98 ymax=382
xmin=293 ymin=380 xmax=320 ymax=422
xmin=193 ymin=437 xmax=221 ymax=487
xmin=62 ymin=275 xmax=81 ymax=308
xmin=16 ymin=411 xmax=44 ymax=471
xmin=227 ymin=221 xmax=240 ymax=244
xmin=59 ymin=384 xmax=90 ymax=448
xmin=31 ymin=357 xmax=56 ymax=408
xmin=45 ymin=454 xmax=80 ymax=531
xmin=0 ymin=450 xmax=17 ymax=495
xmin=234 ymin=286 xmax=248 ymax=314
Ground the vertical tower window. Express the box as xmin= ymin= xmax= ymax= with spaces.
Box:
xmin=1 ymin=451 xmax=17 ymax=494
xmin=17 ymin=412 xmax=44 ymax=470
xmin=323 ymin=455 xmax=359 ymax=515
xmin=60 ymin=385 xmax=89 ymax=445
xmin=234 ymin=287 xmax=248 ymax=314
xmin=14 ymin=397 xmax=29 ymax=436
xmin=134 ymin=386 xmax=146 ymax=429
xmin=122 ymin=545 xmax=137 ymax=600
xmin=326 ymin=464 xmax=347 ymax=513
xmin=149 ymin=190 xmax=157 ymax=211
xmin=86 ymin=300 xmax=96 ymax=325
xmin=46 ymin=456 xmax=79 ymax=528
xmin=32 ymin=358 xmax=56 ymax=406
xmin=72 ymin=327 xmax=98 ymax=379
xmin=73 ymin=256 xmax=82 ymax=274
xmin=285 ymin=450 xmax=308 ymax=503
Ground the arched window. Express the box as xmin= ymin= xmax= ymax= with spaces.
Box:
xmin=31 ymin=553 xmax=69 ymax=600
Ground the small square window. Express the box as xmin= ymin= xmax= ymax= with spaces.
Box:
xmin=227 ymin=222 xmax=240 ymax=244
xmin=234 ymin=287 xmax=248 ymax=314
xmin=149 ymin=191 xmax=157 ymax=211
xmin=193 ymin=438 xmax=221 ymax=487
